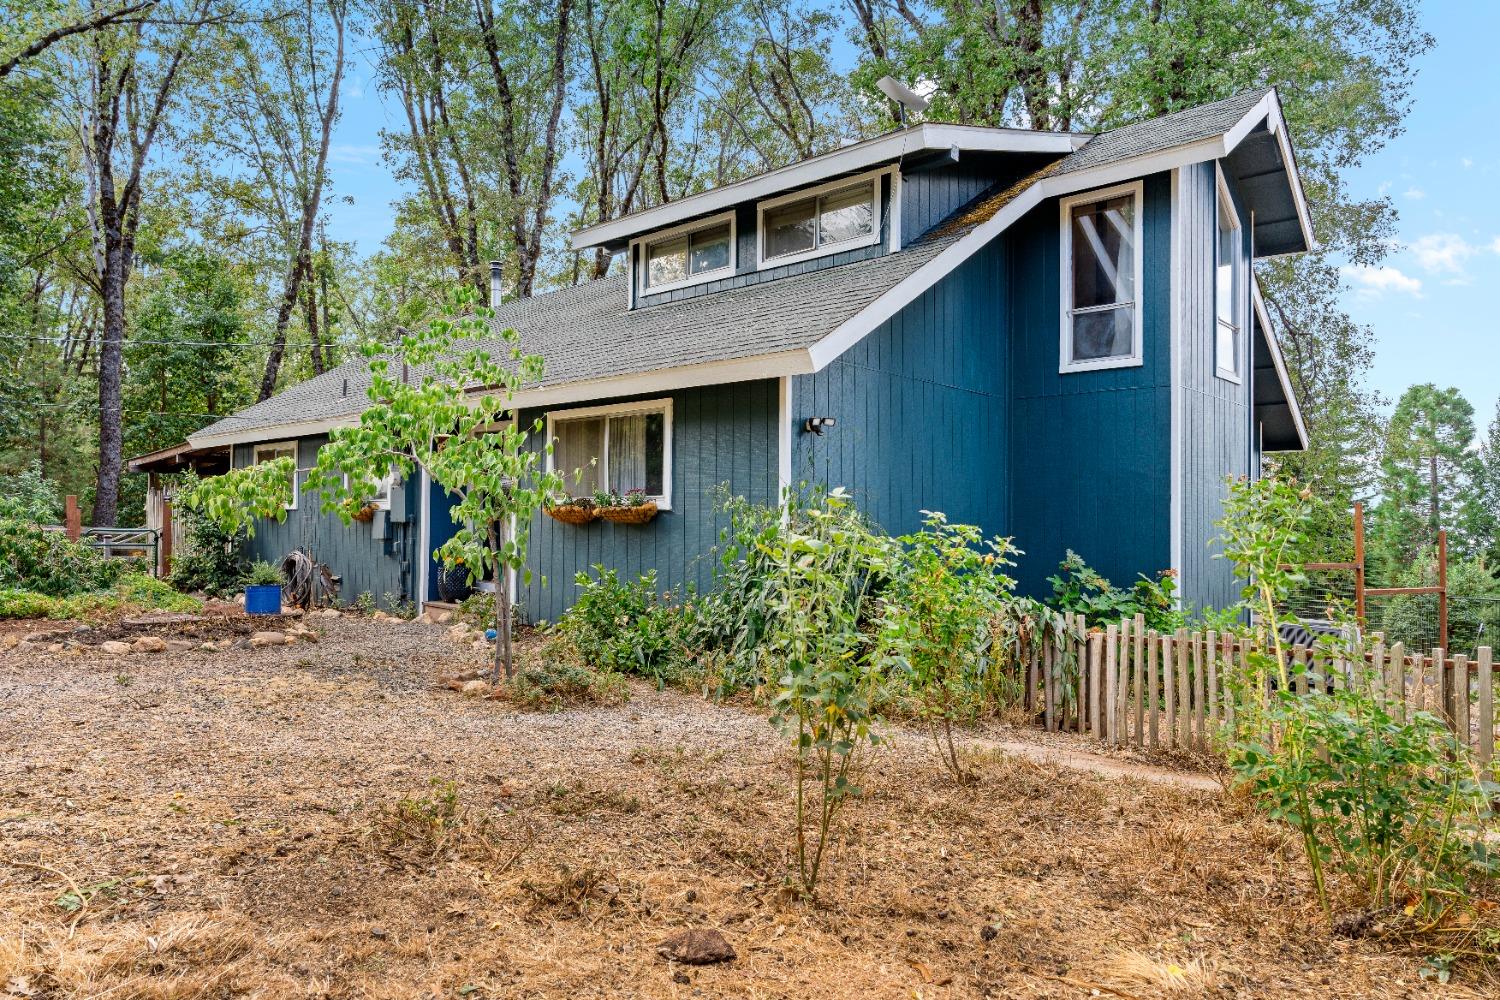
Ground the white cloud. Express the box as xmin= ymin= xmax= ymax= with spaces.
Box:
xmin=1462 ymin=157 xmax=1475 ymax=169
xmin=1408 ymin=233 xmax=1481 ymax=275
xmin=1489 ymin=236 xmax=1500 ymax=255
xmin=1403 ymin=187 xmax=1426 ymax=200
xmin=1342 ymin=264 xmax=1423 ymax=298
xmin=330 ymin=143 xmax=380 ymax=165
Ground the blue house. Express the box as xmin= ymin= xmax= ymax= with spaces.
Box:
xmin=135 ymin=88 xmax=1309 ymax=620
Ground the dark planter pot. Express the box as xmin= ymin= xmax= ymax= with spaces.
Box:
xmin=437 ymin=566 xmax=474 ymax=604
xmin=245 ymin=584 xmax=282 ymax=615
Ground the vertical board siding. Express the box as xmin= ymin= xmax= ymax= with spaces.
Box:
xmin=1176 ymin=161 xmax=1252 ymax=612
xmin=791 ymin=240 xmax=1009 ymax=540
xmin=1006 ymin=172 xmax=1174 ymax=597
xmin=517 ymin=381 xmax=780 ymax=624
xmin=897 ymin=154 xmax=1054 ymax=247
xmin=233 ymin=437 xmax=416 ymax=609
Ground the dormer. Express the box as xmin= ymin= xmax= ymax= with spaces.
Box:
xmin=571 ymin=124 xmax=1089 ymax=309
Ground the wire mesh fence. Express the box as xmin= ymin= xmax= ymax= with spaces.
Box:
xmin=1367 ymin=592 xmax=1500 ymax=658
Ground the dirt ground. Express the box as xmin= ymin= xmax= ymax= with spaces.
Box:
xmin=0 ymin=615 xmax=1482 ymax=998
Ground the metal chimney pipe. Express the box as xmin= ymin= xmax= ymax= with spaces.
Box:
xmin=488 ymin=259 xmax=503 ymax=308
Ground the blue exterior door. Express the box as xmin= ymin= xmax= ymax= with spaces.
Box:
xmin=427 ymin=477 xmax=462 ymax=601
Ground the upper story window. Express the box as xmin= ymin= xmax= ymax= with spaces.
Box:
xmin=635 ymin=213 xmax=735 ymax=296
xmin=547 ymin=399 xmax=672 ymax=509
xmin=757 ymin=170 xmax=881 ymax=268
xmin=1059 ymin=181 xmax=1143 ymax=372
xmin=252 ymin=440 xmax=299 ymax=510
xmin=1215 ymin=175 xmax=1243 ymax=383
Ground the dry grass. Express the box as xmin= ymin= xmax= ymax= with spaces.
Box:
xmin=1 ymin=618 xmax=1494 ymax=998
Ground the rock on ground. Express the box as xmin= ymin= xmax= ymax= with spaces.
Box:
xmin=657 ymin=929 xmax=736 ymax=965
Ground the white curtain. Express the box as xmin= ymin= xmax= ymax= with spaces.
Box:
xmin=554 ymin=417 xmax=603 ymax=495
xmin=608 ymin=414 xmax=646 ymax=494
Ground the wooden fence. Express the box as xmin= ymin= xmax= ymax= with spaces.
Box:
xmin=1023 ymin=613 xmax=1499 ymax=769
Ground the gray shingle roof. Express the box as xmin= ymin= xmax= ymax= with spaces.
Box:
xmin=190 ymin=90 xmax=1276 ymax=446
xmin=189 ymin=215 xmax=972 ymax=444
xmin=1057 ymin=88 xmax=1270 ymax=174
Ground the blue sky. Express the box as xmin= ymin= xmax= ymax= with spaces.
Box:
xmin=322 ymin=6 xmax=1499 ymax=433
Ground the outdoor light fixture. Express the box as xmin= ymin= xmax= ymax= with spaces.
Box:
xmin=803 ymin=416 xmax=836 ymax=435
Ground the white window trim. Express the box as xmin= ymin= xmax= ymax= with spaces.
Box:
xmin=755 ymin=167 xmax=887 ymax=270
xmin=252 ymin=440 xmax=299 ymax=510
xmin=1214 ymin=166 xmax=1244 ymax=384
xmin=1058 ymin=180 xmax=1145 ymax=373
xmin=631 ymin=211 xmax=737 ymax=297
xmin=544 ymin=397 xmax=673 ymax=510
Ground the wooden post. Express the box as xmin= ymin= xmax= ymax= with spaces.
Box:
xmin=1147 ymin=631 xmax=1160 ymax=748
xmin=159 ymin=499 xmax=173 ymax=577
xmin=1105 ymin=623 xmax=1119 ymax=746
xmin=1353 ymin=501 xmax=1366 ymax=628
xmin=64 ymin=495 xmax=81 ymax=540
xmin=1175 ymin=628 xmax=1190 ymax=749
xmin=1206 ymin=630 xmax=1220 ymax=736
xmin=1162 ymin=634 xmax=1175 ymax=748
xmin=1193 ymin=632 xmax=1207 ymax=749
xmin=1132 ymin=614 xmax=1145 ymax=746
xmin=1479 ymin=647 xmax=1494 ymax=771
xmin=1390 ymin=642 xmax=1406 ymax=722
xmin=1455 ymin=654 xmax=1471 ymax=753
xmin=1437 ymin=530 xmax=1449 ymax=654
xmin=1089 ymin=632 xmax=1104 ymax=740
xmin=1043 ymin=632 xmax=1056 ymax=732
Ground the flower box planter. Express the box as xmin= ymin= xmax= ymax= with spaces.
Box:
xmin=545 ymin=503 xmax=598 ymax=526
xmin=597 ymin=501 xmax=658 ymax=525
xmin=350 ymin=503 xmax=378 ymax=523
xmin=245 ymin=584 xmax=283 ymax=616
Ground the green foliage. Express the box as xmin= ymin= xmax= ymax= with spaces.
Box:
xmin=0 ymin=572 xmax=202 ymax=620
xmin=760 ymin=487 xmax=891 ymax=897
xmin=878 ymin=511 xmax=1017 ymax=781
xmin=167 ymin=501 xmax=249 ymax=598
xmin=176 ymin=459 xmax=294 ymax=540
xmin=1045 ymin=550 xmax=1183 ymax=631
xmin=1231 ymin=685 xmax=1497 ymax=918
xmin=556 ymin=566 xmax=692 ymax=687
xmin=505 ymin=656 xmax=631 ymax=711
xmin=0 ymin=518 xmax=122 ymax=597
xmin=244 ymin=560 xmax=284 ymax=586
xmin=0 ymin=462 xmax=62 ymax=522
xmin=305 ymin=284 xmax=564 ymax=681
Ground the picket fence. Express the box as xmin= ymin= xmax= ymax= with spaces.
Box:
xmin=1022 ymin=613 xmax=1499 ymax=769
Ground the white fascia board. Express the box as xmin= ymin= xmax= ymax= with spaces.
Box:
xmin=1251 ymin=277 xmax=1310 ymax=451
xmin=571 ymin=124 xmax=1085 ymax=251
xmin=188 ymin=414 xmax=360 ymax=450
xmin=1223 ymin=88 xmax=1317 ymax=254
xmin=480 ymin=350 xmax=815 ymax=411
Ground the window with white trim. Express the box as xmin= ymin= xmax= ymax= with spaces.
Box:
xmin=758 ymin=172 xmax=880 ymax=267
xmin=547 ymin=399 xmax=672 ymax=507
xmin=370 ymin=470 xmax=396 ymax=509
xmin=252 ymin=440 xmax=298 ymax=510
xmin=1215 ymin=181 xmax=1243 ymax=382
xmin=636 ymin=213 xmax=734 ymax=295
xmin=1060 ymin=182 xmax=1143 ymax=371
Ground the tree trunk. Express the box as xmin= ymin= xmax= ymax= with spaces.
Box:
xmin=489 ymin=519 xmax=513 ymax=684
xmin=93 ymin=210 xmax=128 ymax=526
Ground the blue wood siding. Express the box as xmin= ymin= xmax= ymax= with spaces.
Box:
xmin=1175 ymin=161 xmax=1253 ymax=612
xmin=516 ymin=381 xmax=781 ymax=623
xmin=790 ymin=241 xmax=1009 ymax=540
xmin=233 ymin=437 xmax=418 ymax=609
xmin=897 ymin=154 xmax=1056 ymax=246
xmin=1005 ymin=173 xmax=1174 ymax=597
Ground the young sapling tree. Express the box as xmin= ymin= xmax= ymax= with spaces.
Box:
xmin=305 ymin=286 xmax=563 ymax=682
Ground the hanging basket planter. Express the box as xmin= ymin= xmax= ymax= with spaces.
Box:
xmin=350 ymin=503 xmax=378 ymax=523
xmin=545 ymin=502 xmax=598 ymax=526
xmin=597 ymin=501 xmax=659 ymax=525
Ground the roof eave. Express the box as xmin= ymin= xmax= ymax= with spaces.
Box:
xmin=570 ymin=123 xmax=1088 ymax=252
xmin=1252 ymin=277 xmax=1310 ymax=452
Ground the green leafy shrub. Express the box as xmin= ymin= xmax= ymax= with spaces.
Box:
xmin=0 ymin=589 xmax=59 ymax=619
xmin=760 ymin=487 xmax=891 ymax=897
xmin=1232 ymin=685 xmax=1497 ymax=919
xmin=244 ymin=560 xmax=284 ymax=586
xmin=0 ymin=518 xmax=122 ymax=597
xmin=555 ymin=566 xmax=692 ymax=686
xmin=0 ymin=462 xmax=62 ymax=522
xmin=1046 ymin=549 xmax=1184 ymax=631
xmin=878 ymin=511 xmax=1018 ymax=781
xmin=167 ymin=501 xmax=248 ymax=598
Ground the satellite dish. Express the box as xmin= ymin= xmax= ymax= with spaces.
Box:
xmin=877 ymin=76 xmax=930 ymax=120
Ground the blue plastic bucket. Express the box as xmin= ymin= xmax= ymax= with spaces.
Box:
xmin=245 ymin=584 xmax=282 ymax=615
